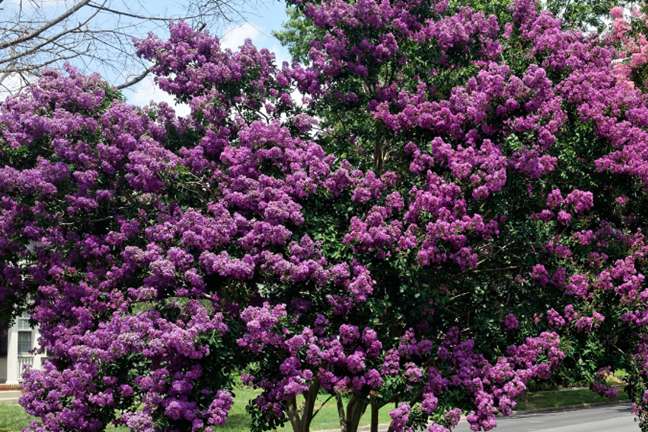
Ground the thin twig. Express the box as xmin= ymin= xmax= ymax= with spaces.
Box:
xmin=312 ymin=394 xmax=335 ymax=419
xmin=116 ymin=67 xmax=151 ymax=90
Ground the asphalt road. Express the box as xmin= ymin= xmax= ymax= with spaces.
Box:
xmin=452 ymin=403 xmax=638 ymax=432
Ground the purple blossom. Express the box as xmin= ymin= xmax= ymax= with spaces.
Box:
xmin=504 ymin=313 xmax=519 ymax=331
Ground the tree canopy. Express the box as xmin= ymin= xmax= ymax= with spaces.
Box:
xmin=2 ymin=0 xmax=648 ymax=432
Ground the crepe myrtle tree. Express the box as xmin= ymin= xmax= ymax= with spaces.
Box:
xmin=3 ymin=1 xmax=648 ymax=432
xmin=271 ymin=0 xmax=648 ymax=429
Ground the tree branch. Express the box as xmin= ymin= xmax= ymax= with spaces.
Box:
xmin=312 ymin=393 xmax=335 ymax=420
xmin=116 ymin=67 xmax=151 ymax=90
xmin=0 ymin=16 xmax=93 ymax=65
xmin=0 ymin=0 xmax=93 ymax=50
xmin=87 ymin=2 xmax=173 ymax=21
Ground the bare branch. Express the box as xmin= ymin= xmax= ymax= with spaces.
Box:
xmin=0 ymin=0 xmax=93 ymax=50
xmin=116 ymin=66 xmax=151 ymax=90
xmin=0 ymin=16 xmax=93 ymax=65
xmin=0 ymin=0 xmax=266 ymax=96
xmin=1 ymin=50 xmax=89 ymax=74
xmin=87 ymin=2 xmax=172 ymax=21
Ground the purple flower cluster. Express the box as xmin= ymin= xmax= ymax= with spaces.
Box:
xmin=7 ymin=0 xmax=648 ymax=430
xmin=503 ymin=313 xmax=519 ymax=331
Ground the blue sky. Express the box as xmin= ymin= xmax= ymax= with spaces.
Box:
xmin=125 ymin=0 xmax=291 ymax=115
xmin=0 ymin=0 xmax=290 ymax=105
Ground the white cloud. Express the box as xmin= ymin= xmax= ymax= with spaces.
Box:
xmin=0 ymin=74 xmax=32 ymax=102
xmin=271 ymin=44 xmax=292 ymax=68
xmin=220 ymin=22 xmax=264 ymax=51
xmin=127 ymin=75 xmax=191 ymax=117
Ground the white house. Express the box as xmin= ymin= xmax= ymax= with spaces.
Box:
xmin=0 ymin=312 xmax=45 ymax=386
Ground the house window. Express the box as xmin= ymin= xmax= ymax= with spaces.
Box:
xmin=18 ymin=332 xmax=32 ymax=355
xmin=17 ymin=312 xmax=31 ymax=330
xmin=0 ymin=335 xmax=7 ymax=356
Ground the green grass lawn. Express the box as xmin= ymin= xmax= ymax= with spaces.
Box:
xmin=0 ymin=404 xmax=34 ymax=432
xmin=515 ymin=388 xmax=629 ymax=411
xmin=0 ymin=387 xmax=631 ymax=432
xmin=0 ymin=390 xmax=392 ymax=432
xmin=223 ymin=389 xmax=394 ymax=432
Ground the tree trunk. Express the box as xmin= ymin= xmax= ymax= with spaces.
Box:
xmin=373 ymin=139 xmax=384 ymax=173
xmin=337 ymin=395 xmax=349 ymax=432
xmin=286 ymin=378 xmax=321 ymax=432
xmin=346 ymin=395 xmax=369 ymax=432
xmin=286 ymin=396 xmax=302 ymax=432
xmin=300 ymin=377 xmax=321 ymax=432
xmin=370 ymin=397 xmax=379 ymax=432
xmin=337 ymin=394 xmax=371 ymax=432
